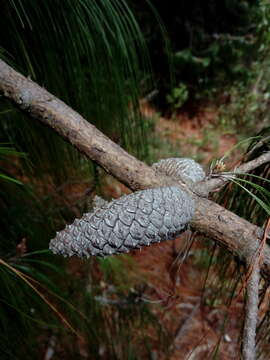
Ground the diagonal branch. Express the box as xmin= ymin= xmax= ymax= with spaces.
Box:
xmin=0 ymin=60 xmax=166 ymax=192
xmin=0 ymin=59 xmax=269 ymax=275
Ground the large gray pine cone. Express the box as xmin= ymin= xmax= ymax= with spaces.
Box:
xmin=152 ymin=158 xmax=205 ymax=184
xmin=49 ymin=186 xmax=195 ymax=258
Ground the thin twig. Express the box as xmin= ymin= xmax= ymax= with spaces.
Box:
xmin=242 ymin=218 xmax=270 ymax=360
xmin=193 ymin=151 xmax=270 ymax=196
xmin=242 ymin=256 xmax=260 ymax=360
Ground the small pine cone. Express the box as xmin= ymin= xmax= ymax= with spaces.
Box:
xmin=152 ymin=158 xmax=205 ymax=184
xmin=49 ymin=186 xmax=195 ymax=258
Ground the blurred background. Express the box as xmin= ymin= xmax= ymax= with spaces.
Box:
xmin=0 ymin=1 xmax=270 ymax=359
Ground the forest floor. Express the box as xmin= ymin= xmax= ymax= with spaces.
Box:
xmin=141 ymin=101 xmax=239 ymax=166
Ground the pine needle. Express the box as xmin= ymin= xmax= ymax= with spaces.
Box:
xmin=0 ymin=258 xmax=80 ymax=338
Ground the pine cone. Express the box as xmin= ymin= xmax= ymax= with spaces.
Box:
xmin=152 ymin=158 xmax=205 ymax=184
xmin=49 ymin=186 xmax=195 ymax=258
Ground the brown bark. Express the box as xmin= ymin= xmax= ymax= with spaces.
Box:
xmin=0 ymin=59 xmax=167 ymax=191
xmin=0 ymin=59 xmax=269 ymax=274
xmin=242 ymin=260 xmax=259 ymax=360
xmin=193 ymin=198 xmax=270 ymax=272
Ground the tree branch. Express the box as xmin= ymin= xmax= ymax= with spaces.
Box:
xmin=242 ymin=219 xmax=270 ymax=359
xmin=0 ymin=59 xmax=166 ymax=192
xmin=193 ymin=151 xmax=270 ymax=195
xmin=0 ymin=59 xmax=269 ymax=275
xmin=242 ymin=257 xmax=260 ymax=360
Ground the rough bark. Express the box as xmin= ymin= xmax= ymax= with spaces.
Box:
xmin=242 ymin=260 xmax=259 ymax=360
xmin=193 ymin=198 xmax=270 ymax=271
xmin=0 ymin=59 xmax=269 ymax=274
xmin=0 ymin=59 xmax=167 ymax=191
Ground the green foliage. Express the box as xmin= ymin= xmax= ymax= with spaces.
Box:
xmin=217 ymin=0 xmax=270 ymax=131
xmin=201 ymin=132 xmax=270 ymax=357
xmin=130 ymin=0 xmax=264 ymax=109
xmin=218 ymin=62 xmax=270 ymax=132
xmin=217 ymin=132 xmax=270 ymax=225
xmin=166 ymin=83 xmax=189 ymax=111
xmin=1 ymin=252 xmax=167 ymax=359
xmin=0 ymin=144 xmax=25 ymax=184
xmin=0 ymin=0 xmax=151 ymax=183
